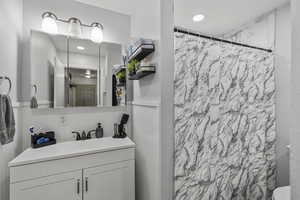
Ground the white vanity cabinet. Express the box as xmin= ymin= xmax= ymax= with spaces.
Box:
xmin=9 ymin=137 xmax=135 ymax=200
xmin=83 ymin=161 xmax=134 ymax=200
xmin=11 ymin=170 xmax=82 ymax=200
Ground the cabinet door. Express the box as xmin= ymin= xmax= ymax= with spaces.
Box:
xmin=11 ymin=170 xmax=82 ymax=200
xmin=83 ymin=160 xmax=135 ymax=200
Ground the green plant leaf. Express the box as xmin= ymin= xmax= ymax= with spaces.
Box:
xmin=116 ymin=70 xmax=126 ymax=79
xmin=127 ymin=59 xmax=138 ymax=71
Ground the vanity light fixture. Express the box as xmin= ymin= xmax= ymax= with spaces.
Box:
xmin=90 ymin=23 xmax=104 ymax=43
xmin=193 ymin=14 xmax=205 ymax=22
xmin=41 ymin=12 xmax=58 ymax=34
xmin=41 ymin=11 xmax=104 ymax=43
xmin=68 ymin=18 xmax=82 ymax=37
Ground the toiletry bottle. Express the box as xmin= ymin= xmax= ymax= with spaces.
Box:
xmin=95 ymin=123 xmax=103 ymax=138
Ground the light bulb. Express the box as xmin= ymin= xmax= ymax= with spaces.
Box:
xmin=90 ymin=23 xmax=103 ymax=43
xmin=68 ymin=18 xmax=82 ymax=37
xmin=41 ymin=12 xmax=58 ymax=34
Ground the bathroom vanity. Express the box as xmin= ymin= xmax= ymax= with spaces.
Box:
xmin=9 ymin=137 xmax=135 ymax=200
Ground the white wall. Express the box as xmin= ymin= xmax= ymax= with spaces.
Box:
xmin=274 ymin=4 xmax=291 ymax=187
xmin=159 ymin=0 xmax=175 ymax=199
xmin=130 ymin=41 xmax=162 ymax=200
xmin=290 ymin=0 xmax=300 ymax=198
xmin=22 ymin=107 xmax=129 ymax=147
xmin=74 ymin=0 xmax=161 ymax=40
xmin=223 ymin=12 xmax=276 ymax=49
xmin=0 ymin=0 xmax=23 ymax=200
xmin=132 ymin=105 xmax=160 ymax=200
xmin=129 ymin=4 xmax=162 ymax=200
xmin=222 ymin=4 xmax=291 ymax=187
xmin=130 ymin=0 xmax=160 ymax=40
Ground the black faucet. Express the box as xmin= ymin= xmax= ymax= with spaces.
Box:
xmin=87 ymin=130 xmax=96 ymax=139
xmin=72 ymin=131 xmax=90 ymax=141
xmin=81 ymin=131 xmax=87 ymax=140
xmin=72 ymin=131 xmax=81 ymax=141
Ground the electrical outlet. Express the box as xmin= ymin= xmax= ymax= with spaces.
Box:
xmin=60 ymin=116 xmax=66 ymax=124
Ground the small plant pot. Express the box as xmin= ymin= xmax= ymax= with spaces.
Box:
xmin=129 ymin=70 xmax=136 ymax=76
xmin=119 ymin=77 xmax=126 ymax=83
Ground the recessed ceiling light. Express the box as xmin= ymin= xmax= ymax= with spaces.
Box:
xmin=193 ymin=14 xmax=205 ymax=22
xmin=77 ymin=46 xmax=85 ymax=50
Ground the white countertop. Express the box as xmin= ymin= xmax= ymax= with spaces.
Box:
xmin=9 ymin=137 xmax=135 ymax=167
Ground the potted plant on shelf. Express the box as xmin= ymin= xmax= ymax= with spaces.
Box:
xmin=116 ymin=70 xmax=126 ymax=84
xmin=127 ymin=59 xmax=138 ymax=76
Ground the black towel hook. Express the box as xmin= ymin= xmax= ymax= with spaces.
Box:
xmin=0 ymin=76 xmax=12 ymax=95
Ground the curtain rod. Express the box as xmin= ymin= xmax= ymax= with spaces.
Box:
xmin=174 ymin=27 xmax=273 ymax=53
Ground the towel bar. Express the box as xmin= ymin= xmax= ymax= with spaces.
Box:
xmin=0 ymin=76 xmax=12 ymax=95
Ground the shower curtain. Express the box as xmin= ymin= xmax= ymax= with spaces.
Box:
xmin=174 ymin=32 xmax=276 ymax=200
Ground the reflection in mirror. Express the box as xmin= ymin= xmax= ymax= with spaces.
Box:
xmin=68 ymin=68 xmax=98 ymax=107
xmin=30 ymin=30 xmax=126 ymax=109
xmin=67 ymin=37 xmax=100 ymax=108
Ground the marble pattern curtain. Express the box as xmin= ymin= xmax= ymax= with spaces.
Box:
xmin=174 ymin=32 xmax=276 ymax=200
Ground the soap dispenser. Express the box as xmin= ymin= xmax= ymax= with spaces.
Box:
xmin=95 ymin=123 xmax=103 ymax=138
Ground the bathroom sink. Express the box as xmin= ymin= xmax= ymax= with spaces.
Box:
xmin=9 ymin=137 xmax=135 ymax=167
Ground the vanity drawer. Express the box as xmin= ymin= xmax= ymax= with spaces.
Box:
xmin=10 ymin=148 xmax=135 ymax=183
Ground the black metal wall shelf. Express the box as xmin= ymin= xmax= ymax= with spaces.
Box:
xmin=128 ymin=66 xmax=156 ymax=80
xmin=116 ymin=83 xmax=126 ymax=87
xmin=128 ymin=44 xmax=155 ymax=63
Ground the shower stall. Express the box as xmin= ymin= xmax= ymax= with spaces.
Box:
xmin=174 ymin=28 xmax=276 ymax=200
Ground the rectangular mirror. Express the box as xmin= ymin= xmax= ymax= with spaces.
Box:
xmin=30 ymin=30 xmax=126 ymax=109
